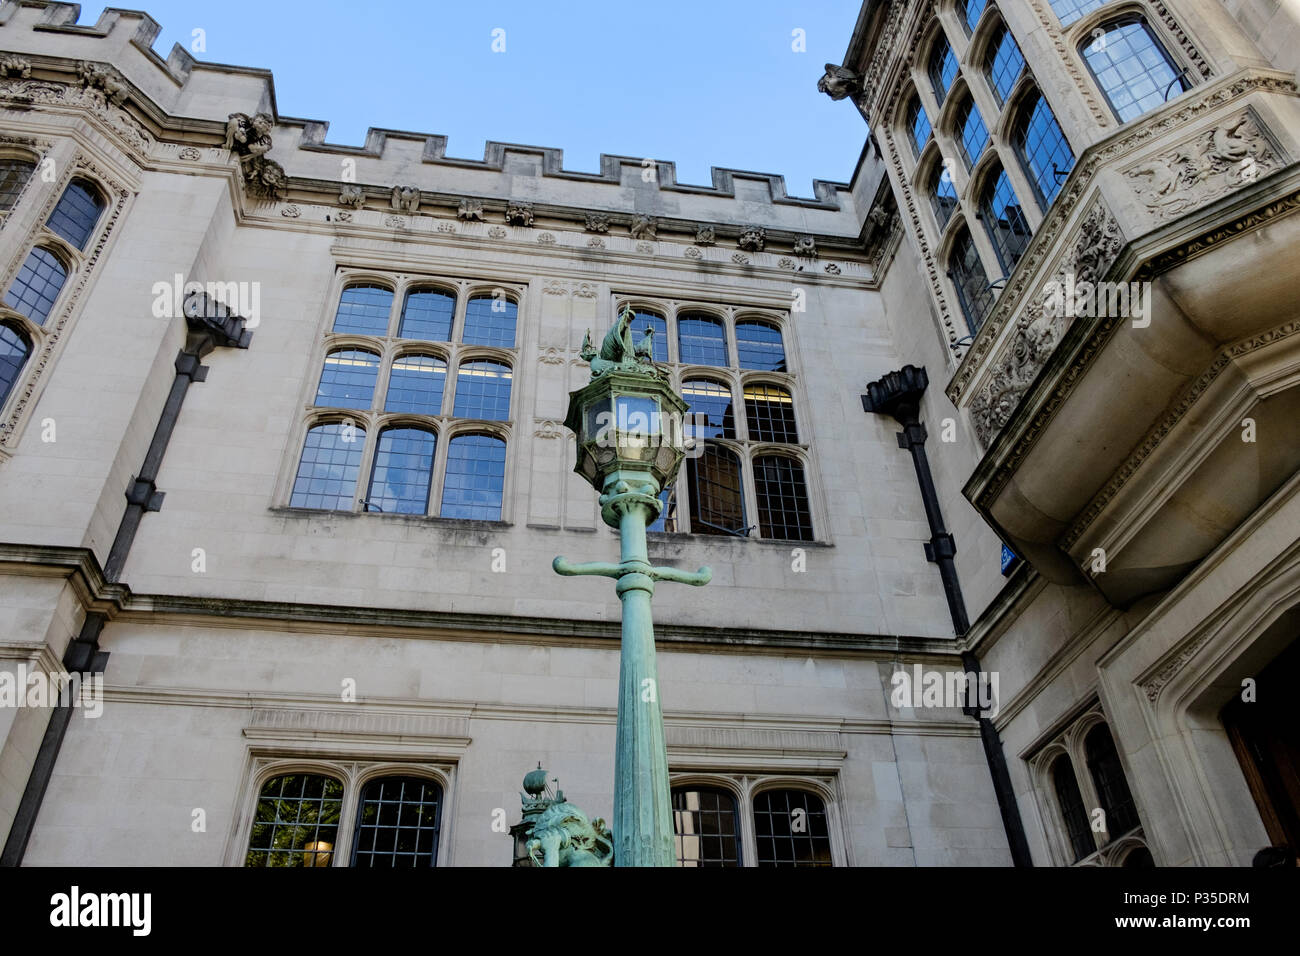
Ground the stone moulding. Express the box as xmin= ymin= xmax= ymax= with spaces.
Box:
xmin=0 ymin=75 xmax=151 ymax=152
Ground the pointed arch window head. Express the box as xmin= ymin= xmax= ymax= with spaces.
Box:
xmin=462 ymin=293 xmax=517 ymax=348
xmin=930 ymin=162 xmax=959 ymax=229
xmin=980 ymin=167 xmax=1032 ymax=275
xmin=1014 ymin=92 xmax=1075 ymax=207
xmin=1049 ymin=0 xmax=1104 ymax=27
xmin=290 ymin=422 xmax=366 ymax=511
xmin=906 ymin=97 xmax=932 ymax=156
xmin=0 ymin=158 xmax=35 ymax=212
xmin=949 ymin=228 xmax=995 ymax=334
xmin=0 ymin=323 xmax=31 ymax=409
xmin=753 ymin=454 xmax=814 ymax=541
xmin=365 ymin=427 xmax=435 ymax=515
xmin=956 ymin=97 xmax=989 ymax=168
xmin=683 ymin=378 xmax=736 ymax=439
xmin=399 ymin=288 xmax=455 ymax=342
xmin=1051 ymin=755 xmax=1094 ymax=862
xmin=687 ymin=443 xmax=746 ymax=536
xmin=985 ymin=23 xmax=1026 ymax=105
xmin=677 ymin=314 xmax=728 ymax=367
xmin=315 ymin=348 xmax=379 ymax=410
xmin=46 ymin=178 xmax=104 ymax=251
xmin=735 ymin=320 xmax=785 ymax=372
xmin=453 ymin=359 xmax=512 ymax=421
xmin=672 ymin=787 xmax=742 ymax=867
xmin=385 ymin=353 xmax=446 ymax=415
xmin=440 ymin=433 xmax=506 ymax=520
xmin=928 ymin=37 xmax=959 ymax=104
xmin=630 ymin=309 xmax=669 ymax=363
xmin=245 ymin=773 xmax=344 ymax=867
xmin=4 ymin=246 xmax=66 ymax=325
xmin=333 ymin=284 xmax=393 ymax=336
xmin=963 ymin=0 xmax=988 ymax=32
xmin=1082 ymin=18 xmax=1188 ymax=123
xmin=753 ymin=789 xmax=831 ymax=866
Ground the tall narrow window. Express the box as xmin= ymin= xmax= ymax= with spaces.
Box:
xmin=290 ymin=422 xmax=366 ymax=511
xmin=1052 ymin=755 xmax=1094 ymax=862
xmin=744 ymin=383 xmax=798 ymax=443
xmin=333 ymin=284 xmax=393 ymax=335
xmin=753 ymin=455 xmax=813 ymax=541
xmin=385 ymin=353 xmax=446 ymax=415
xmin=1049 ymin=0 xmax=1104 ymax=27
xmin=677 ymin=314 xmax=728 ymax=366
xmin=365 ymin=427 xmax=435 ymax=514
xmin=930 ymin=162 xmax=959 ymax=229
xmin=1013 ymin=92 xmax=1074 ymax=207
xmin=687 ymin=444 xmax=746 ymax=535
xmin=630 ymin=309 xmax=669 ymax=363
xmin=398 ymin=288 xmax=455 ymax=341
xmin=949 ymin=228 xmax=994 ymax=334
xmin=980 ymin=167 xmax=1031 ymax=275
xmin=753 ymin=790 xmax=832 ymax=867
xmin=682 ymin=379 xmax=736 ymax=439
xmin=453 ymin=360 xmax=512 ymax=421
xmin=245 ymin=773 xmax=344 ymax=867
xmin=4 ymin=247 xmax=67 ymax=325
xmin=0 ymin=158 xmax=35 ymax=212
xmin=963 ymin=0 xmax=987 ymax=32
xmin=956 ymin=96 xmax=989 ymax=168
xmin=440 ymin=433 xmax=506 ymax=520
xmin=1085 ymin=725 xmax=1140 ymax=841
xmin=315 ymin=348 xmax=379 ymax=410
xmin=46 ymin=178 xmax=104 ymax=251
xmin=0 ymin=323 xmax=30 ymax=408
xmin=462 ymin=293 xmax=517 ymax=348
xmin=735 ymin=320 xmax=785 ymax=371
xmin=928 ymin=37 xmax=959 ymax=103
xmin=672 ymin=788 xmax=742 ymax=867
xmin=1082 ymin=19 xmax=1187 ymax=123
xmin=906 ymin=96 xmax=932 ymax=156
xmin=350 ymin=776 xmax=442 ymax=868
xmin=985 ymin=22 xmax=1025 ymax=105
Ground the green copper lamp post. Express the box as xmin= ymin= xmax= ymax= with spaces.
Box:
xmin=553 ymin=308 xmax=711 ymax=867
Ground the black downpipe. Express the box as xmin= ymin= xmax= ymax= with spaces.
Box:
xmin=863 ymin=364 xmax=1032 ymax=867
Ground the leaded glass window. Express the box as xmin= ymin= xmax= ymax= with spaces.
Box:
xmin=4 ymin=247 xmax=66 ymax=325
xmin=440 ymin=433 xmax=506 ymax=520
xmin=453 ymin=360 xmax=512 ymax=421
xmin=753 ymin=455 xmax=814 ymax=541
xmin=1082 ymin=18 xmax=1187 ymax=123
xmin=928 ymin=37 xmax=959 ymax=103
xmin=0 ymin=323 xmax=30 ymax=408
xmin=964 ymin=0 xmax=988 ymax=32
xmin=1013 ymin=92 xmax=1074 ymax=207
xmin=673 ymin=788 xmax=742 ymax=867
xmin=385 ymin=353 xmax=446 ymax=415
xmin=1085 ymin=724 xmax=1140 ymax=840
xmin=677 ymin=314 xmax=728 ymax=366
xmin=290 ymin=422 xmax=366 ymax=510
xmin=687 ymin=443 xmax=746 ymax=536
xmin=398 ymin=288 xmax=455 ymax=341
xmin=462 ymin=293 xmax=517 ymax=348
xmin=744 ymin=383 xmax=798 ymax=443
xmin=1052 ymin=754 xmax=1094 ymax=862
xmin=333 ymin=284 xmax=393 ymax=335
xmin=949 ymin=228 xmax=994 ymax=334
xmin=46 ymin=178 xmax=104 ymax=251
xmin=980 ymin=167 xmax=1031 ymax=275
xmin=631 ymin=309 xmax=669 ymax=363
xmin=350 ymin=776 xmax=442 ymax=867
xmin=985 ymin=23 xmax=1025 ymax=105
xmin=735 ymin=320 xmax=785 ymax=371
xmin=245 ymin=773 xmax=344 ymax=867
xmin=0 ymin=158 xmax=34 ymax=212
xmin=1049 ymin=0 xmax=1104 ymax=27
xmin=930 ymin=162 xmax=959 ymax=229
xmin=956 ymin=96 xmax=989 ymax=168
xmin=907 ymin=97 xmax=932 ymax=156
xmin=753 ymin=789 xmax=832 ymax=867
xmin=315 ymin=348 xmax=379 ymax=410
xmin=365 ymin=427 xmax=435 ymax=514
xmin=683 ymin=378 xmax=736 ymax=440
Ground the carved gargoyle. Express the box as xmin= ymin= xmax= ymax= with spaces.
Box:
xmin=525 ymin=800 xmax=614 ymax=867
xmin=77 ymin=60 xmax=128 ymax=105
xmin=817 ymin=63 xmax=862 ymax=101
xmin=225 ymin=112 xmax=285 ymax=201
xmin=580 ymin=306 xmax=658 ymax=378
xmin=391 ymin=185 xmax=420 ymax=213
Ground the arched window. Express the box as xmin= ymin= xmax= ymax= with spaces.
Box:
xmin=351 ymin=775 xmax=443 ymax=867
xmin=245 ymin=773 xmax=344 ymax=867
xmin=985 ymin=22 xmax=1025 ymax=105
xmin=314 ymin=348 xmax=379 ymax=410
xmin=46 ymin=178 xmax=104 ymax=251
xmin=930 ymin=162 xmax=959 ymax=229
xmin=682 ymin=378 xmax=736 ymax=439
xmin=672 ymin=787 xmax=742 ymax=867
xmin=949 ymin=228 xmax=994 ymax=333
xmin=290 ymin=422 xmax=367 ymax=511
xmin=906 ymin=96 xmax=932 ymax=156
xmin=735 ymin=320 xmax=786 ymax=371
xmin=385 ymin=353 xmax=446 ymax=415
xmin=963 ymin=0 xmax=988 ymax=32
xmin=1051 ymin=754 xmax=1094 ymax=862
xmin=928 ymin=36 xmax=959 ymax=103
xmin=1084 ymin=724 xmax=1140 ymax=840
xmin=753 ymin=789 xmax=832 ymax=866
xmin=364 ymin=426 xmax=436 ymax=514
xmin=1013 ymin=91 xmax=1075 ymax=207
xmin=440 ymin=433 xmax=506 ymax=520
xmin=687 ymin=443 xmax=746 ymax=536
xmin=0 ymin=158 xmax=35 ymax=212
xmin=980 ymin=167 xmax=1031 ymax=275
xmin=1049 ymin=0 xmax=1104 ymax=27
xmin=0 ymin=323 xmax=31 ymax=408
xmin=462 ymin=293 xmax=517 ymax=348
xmin=744 ymin=383 xmax=798 ymax=443
xmin=452 ymin=360 xmax=512 ymax=420
xmin=753 ymin=455 xmax=814 ymax=541
xmin=398 ymin=288 xmax=455 ymax=341
xmin=1081 ymin=18 xmax=1187 ymax=123
xmin=332 ymin=284 xmax=393 ymax=335
xmin=4 ymin=247 xmax=67 ymax=325
xmin=630 ymin=308 xmax=668 ymax=363
xmin=955 ymin=95 xmax=989 ymax=167
xmin=677 ymin=313 xmax=728 ymax=366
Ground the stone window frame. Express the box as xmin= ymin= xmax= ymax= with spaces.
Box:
xmin=668 ymin=771 xmax=846 ymax=867
xmin=611 ymin=295 xmax=823 ymax=543
xmin=228 ymin=755 xmax=457 ymax=868
xmin=1027 ymin=702 xmax=1151 ymax=866
xmin=279 ymin=268 xmax=524 ymax=522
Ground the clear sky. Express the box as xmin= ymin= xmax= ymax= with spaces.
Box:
xmin=82 ymin=0 xmax=867 ymax=198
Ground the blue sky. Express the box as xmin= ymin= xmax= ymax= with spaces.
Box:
xmin=83 ymin=1 xmax=866 ymax=197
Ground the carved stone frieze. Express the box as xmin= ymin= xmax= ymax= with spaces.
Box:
xmin=0 ymin=78 xmax=152 ymax=152
xmin=76 ymin=60 xmax=129 ymax=105
xmin=338 ymin=184 xmax=363 ymax=207
xmin=0 ymin=55 xmax=30 ymax=79
xmin=505 ymin=201 xmax=534 ymax=226
xmin=630 ymin=214 xmax=657 ymax=240
xmin=738 ymin=226 xmax=766 ymax=252
xmin=694 ymin=224 xmax=716 ymax=245
xmin=457 ymin=197 xmax=484 ymax=221
xmin=793 ymin=235 xmax=817 ymax=257
xmin=391 ymin=185 xmax=420 ymax=213
xmin=585 ymin=212 xmax=610 ymax=233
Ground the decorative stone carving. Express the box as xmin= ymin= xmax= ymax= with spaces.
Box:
xmin=585 ymin=212 xmax=610 ymax=233
xmin=538 ymin=232 xmax=556 ymax=244
xmin=384 ymin=214 xmax=406 ymax=228
xmin=1124 ymin=110 xmax=1282 ymax=221
xmin=488 ymin=225 xmax=508 ymax=238
xmin=695 ymin=224 xmax=716 ymax=245
xmin=968 ymin=201 xmax=1124 ymax=445
xmin=224 ymin=112 xmax=285 ymax=200
xmin=338 ymin=184 xmax=363 ymax=207
xmin=335 ymin=211 xmax=353 ymax=223
xmin=505 ymin=201 xmax=534 ymax=226
xmin=280 ymin=204 xmax=301 ymax=218
xmin=817 ymin=63 xmax=862 ymax=101
xmin=586 ymin=236 xmax=606 ymax=249
xmin=76 ymin=60 xmax=128 ymax=105
xmin=793 ymin=235 xmax=817 ymax=257
xmin=635 ymin=241 xmax=655 ymax=254
xmin=778 ymin=257 xmax=795 ymax=269
xmin=457 ymin=197 xmax=484 ymax=221
xmin=574 ymin=283 xmax=597 ymax=298
xmin=534 ymin=420 xmax=563 ymax=439
xmin=543 ymin=280 xmax=568 ymax=296
xmin=824 ymin=263 xmax=841 ymax=275
xmin=390 ymin=185 xmax=420 ymax=213
xmin=177 ymin=146 xmax=202 ymax=162
xmin=0 ymin=78 xmax=151 ymax=151
xmin=0 ymin=56 xmax=31 ymax=79
xmin=539 ymin=347 xmax=567 ymax=363
xmin=684 ymin=246 xmax=702 ymax=259
xmin=731 ymin=252 xmax=750 ymax=264
xmin=436 ymin=220 xmax=456 ymax=233
xmin=737 ymin=226 xmax=766 ymax=252
xmin=629 ymin=214 xmax=657 ymax=240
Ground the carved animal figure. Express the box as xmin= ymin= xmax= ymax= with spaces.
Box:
xmin=580 ymin=306 xmax=657 ymax=376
